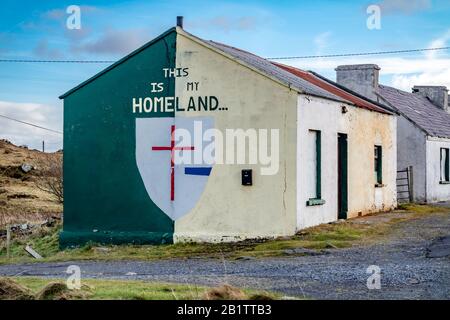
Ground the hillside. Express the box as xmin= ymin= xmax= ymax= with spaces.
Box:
xmin=0 ymin=139 xmax=62 ymax=226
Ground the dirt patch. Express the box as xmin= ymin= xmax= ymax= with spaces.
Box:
xmin=0 ymin=165 xmax=29 ymax=179
xmin=426 ymin=236 xmax=450 ymax=258
xmin=0 ymin=139 xmax=62 ymax=227
xmin=7 ymin=193 xmax=38 ymax=200
xmin=0 ymin=277 xmax=34 ymax=300
xmin=35 ymin=282 xmax=90 ymax=300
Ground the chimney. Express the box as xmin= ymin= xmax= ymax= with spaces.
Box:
xmin=335 ymin=64 xmax=380 ymax=101
xmin=412 ymin=86 xmax=449 ymax=113
xmin=176 ymin=16 xmax=184 ymax=28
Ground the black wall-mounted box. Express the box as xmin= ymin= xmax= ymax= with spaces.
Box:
xmin=241 ymin=169 xmax=252 ymax=186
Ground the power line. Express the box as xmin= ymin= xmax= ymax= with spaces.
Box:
xmin=0 ymin=46 xmax=449 ymax=63
xmin=0 ymin=114 xmax=62 ymax=134
xmin=0 ymin=59 xmax=114 ymax=63
xmin=267 ymin=46 xmax=450 ymax=60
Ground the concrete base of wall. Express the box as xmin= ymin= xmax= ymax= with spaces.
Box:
xmin=173 ymin=232 xmax=290 ymax=244
xmin=59 ymin=230 xmax=173 ymax=248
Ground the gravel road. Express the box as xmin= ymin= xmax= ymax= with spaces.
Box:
xmin=1 ymin=208 xmax=449 ymax=299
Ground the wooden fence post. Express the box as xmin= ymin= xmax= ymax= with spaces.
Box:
xmin=6 ymin=225 xmax=11 ymax=259
xmin=408 ymin=166 xmax=414 ymax=203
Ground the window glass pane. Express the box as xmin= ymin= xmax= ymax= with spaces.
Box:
xmin=374 ymin=146 xmax=382 ymax=184
xmin=441 ymin=148 xmax=449 ymax=182
xmin=441 ymin=149 xmax=446 ymax=181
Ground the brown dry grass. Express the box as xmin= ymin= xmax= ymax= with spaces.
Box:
xmin=0 ymin=277 xmax=35 ymax=300
xmin=203 ymin=284 xmax=248 ymax=300
xmin=0 ymin=139 xmax=62 ymax=227
xmin=35 ymin=282 xmax=91 ymax=300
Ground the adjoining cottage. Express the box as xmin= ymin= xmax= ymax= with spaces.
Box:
xmin=336 ymin=64 xmax=450 ymax=203
xmin=59 ymin=22 xmax=397 ymax=246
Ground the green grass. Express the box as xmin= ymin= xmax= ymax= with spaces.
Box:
xmin=396 ymin=203 xmax=445 ymax=214
xmin=0 ymin=204 xmax=448 ymax=264
xmin=8 ymin=277 xmax=278 ymax=300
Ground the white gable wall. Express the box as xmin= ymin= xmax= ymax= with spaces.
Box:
xmin=426 ymin=137 xmax=450 ymax=202
xmin=174 ymin=31 xmax=298 ymax=242
xmin=396 ymin=116 xmax=427 ymax=202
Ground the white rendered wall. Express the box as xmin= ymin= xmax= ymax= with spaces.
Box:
xmin=426 ymin=137 xmax=450 ymax=202
xmin=297 ymin=95 xmax=397 ymax=230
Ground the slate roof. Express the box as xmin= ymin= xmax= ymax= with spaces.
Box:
xmin=204 ymin=40 xmax=349 ymax=103
xmin=272 ymin=62 xmax=392 ymax=114
xmin=185 ymin=32 xmax=392 ymax=115
xmin=378 ymin=85 xmax=450 ymax=138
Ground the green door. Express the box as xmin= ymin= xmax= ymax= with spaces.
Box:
xmin=338 ymin=133 xmax=348 ymax=219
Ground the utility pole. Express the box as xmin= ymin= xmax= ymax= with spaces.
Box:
xmin=42 ymin=140 xmax=45 ymax=152
xmin=6 ymin=225 xmax=11 ymax=259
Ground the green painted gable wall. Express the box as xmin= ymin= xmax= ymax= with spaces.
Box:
xmin=60 ymin=30 xmax=177 ymax=247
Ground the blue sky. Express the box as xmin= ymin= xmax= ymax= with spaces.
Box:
xmin=1 ymin=0 xmax=450 ymax=151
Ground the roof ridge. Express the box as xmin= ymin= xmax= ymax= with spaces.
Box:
xmin=208 ymin=40 xmax=263 ymax=59
xmin=378 ymin=83 xmax=450 ymax=138
xmin=272 ymin=62 xmax=393 ymax=114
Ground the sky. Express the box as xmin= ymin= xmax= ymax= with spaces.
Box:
xmin=1 ymin=0 xmax=450 ymax=151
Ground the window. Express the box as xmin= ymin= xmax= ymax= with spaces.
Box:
xmin=374 ymin=145 xmax=382 ymax=185
xmin=306 ymin=130 xmax=325 ymax=206
xmin=440 ymin=148 xmax=450 ymax=183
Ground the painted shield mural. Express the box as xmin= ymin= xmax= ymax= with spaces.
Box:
xmin=136 ymin=116 xmax=214 ymax=220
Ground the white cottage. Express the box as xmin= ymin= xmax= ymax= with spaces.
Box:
xmin=336 ymin=64 xmax=450 ymax=203
xmin=59 ymin=25 xmax=398 ymax=246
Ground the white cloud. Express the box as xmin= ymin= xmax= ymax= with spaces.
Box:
xmin=0 ymin=101 xmax=63 ymax=152
xmin=71 ymin=27 xmax=149 ymax=55
xmin=392 ymin=68 xmax=450 ymax=91
xmin=185 ymin=15 xmax=260 ymax=32
xmin=314 ymin=32 xmax=332 ymax=55
xmin=33 ymin=39 xmax=64 ymax=59
xmin=426 ymin=29 xmax=450 ymax=59
xmin=376 ymin=0 xmax=431 ymax=15
xmin=281 ymin=29 xmax=450 ymax=92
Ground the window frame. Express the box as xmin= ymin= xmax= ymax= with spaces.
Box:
xmin=306 ymin=130 xmax=325 ymax=206
xmin=374 ymin=145 xmax=383 ymax=186
xmin=440 ymin=148 xmax=450 ymax=183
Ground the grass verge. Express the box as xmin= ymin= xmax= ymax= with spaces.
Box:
xmin=3 ymin=277 xmax=278 ymax=300
xmin=0 ymin=204 xmax=448 ymax=264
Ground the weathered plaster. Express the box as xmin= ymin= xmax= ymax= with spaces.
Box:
xmin=426 ymin=137 xmax=450 ymax=202
xmin=297 ymin=95 xmax=397 ymax=230
xmin=173 ymin=32 xmax=298 ymax=242
xmin=396 ymin=116 xmax=427 ymax=202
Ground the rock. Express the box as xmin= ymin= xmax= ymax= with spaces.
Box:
xmin=7 ymin=193 xmax=37 ymax=200
xmin=325 ymin=242 xmax=339 ymax=249
xmin=283 ymin=248 xmax=325 ymax=256
xmin=235 ymin=256 xmax=256 ymax=261
xmin=94 ymin=247 xmax=111 ymax=253
xmin=20 ymin=163 xmax=33 ymax=173
xmin=24 ymin=245 xmax=43 ymax=259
